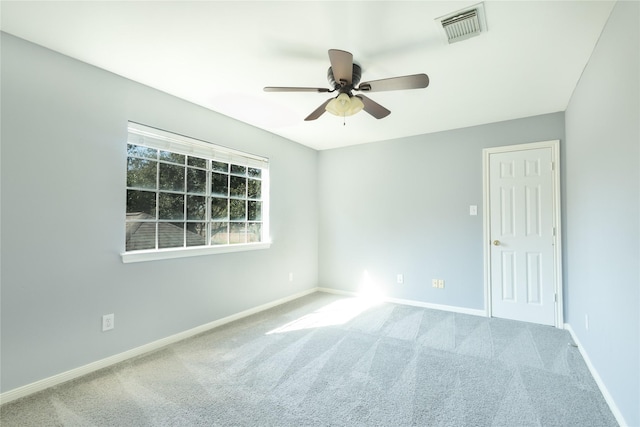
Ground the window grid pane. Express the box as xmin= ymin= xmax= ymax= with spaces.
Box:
xmin=126 ymin=133 xmax=265 ymax=253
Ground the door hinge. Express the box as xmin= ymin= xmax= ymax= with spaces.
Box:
xmin=551 ymin=161 xmax=555 ymax=171
xmin=554 ymin=293 xmax=557 ymax=303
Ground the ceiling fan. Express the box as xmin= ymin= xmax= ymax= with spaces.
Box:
xmin=264 ymin=49 xmax=429 ymax=121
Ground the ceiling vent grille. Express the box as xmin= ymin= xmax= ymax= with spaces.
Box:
xmin=438 ymin=3 xmax=487 ymax=44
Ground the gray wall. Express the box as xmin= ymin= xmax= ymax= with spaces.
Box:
xmin=318 ymin=113 xmax=565 ymax=310
xmin=564 ymin=1 xmax=639 ymax=425
xmin=0 ymin=34 xmax=318 ymax=392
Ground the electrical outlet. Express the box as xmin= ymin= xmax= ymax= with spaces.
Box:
xmin=438 ymin=279 xmax=445 ymax=289
xmin=102 ymin=313 xmax=114 ymax=332
xmin=289 ymin=272 xmax=294 ymax=282
xmin=397 ymin=274 xmax=404 ymax=284
xmin=432 ymin=279 xmax=438 ymax=288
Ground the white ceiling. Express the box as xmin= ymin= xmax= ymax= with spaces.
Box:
xmin=1 ymin=1 xmax=615 ymax=150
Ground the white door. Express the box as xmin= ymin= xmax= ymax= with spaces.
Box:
xmin=485 ymin=142 xmax=561 ymax=326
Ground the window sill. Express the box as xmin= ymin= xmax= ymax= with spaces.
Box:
xmin=121 ymin=242 xmax=271 ymax=263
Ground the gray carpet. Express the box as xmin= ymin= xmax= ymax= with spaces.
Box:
xmin=1 ymin=292 xmax=618 ymax=426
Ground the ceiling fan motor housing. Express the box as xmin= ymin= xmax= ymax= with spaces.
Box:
xmin=327 ymin=63 xmax=361 ymax=93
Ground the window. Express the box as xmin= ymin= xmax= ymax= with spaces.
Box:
xmin=122 ymin=123 xmax=270 ymax=263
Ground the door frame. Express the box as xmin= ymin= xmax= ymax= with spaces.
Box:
xmin=482 ymin=140 xmax=564 ymax=327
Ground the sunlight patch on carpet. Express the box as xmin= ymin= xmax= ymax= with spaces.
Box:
xmin=266 ymin=297 xmax=381 ymax=335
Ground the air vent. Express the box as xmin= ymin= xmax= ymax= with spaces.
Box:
xmin=437 ymin=3 xmax=487 ymax=44
xmin=442 ymin=10 xmax=480 ymax=41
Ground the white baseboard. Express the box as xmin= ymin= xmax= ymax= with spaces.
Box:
xmin=0 ymin=287 xmax=317 ymax=406
xmin=564 ymin=323 xmax=628 ymax=427
xmin=317 ymin=287 xmax=487 ymax=317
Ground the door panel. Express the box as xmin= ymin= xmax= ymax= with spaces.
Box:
xmin=489 ymin=147 xmax=556 ymax=326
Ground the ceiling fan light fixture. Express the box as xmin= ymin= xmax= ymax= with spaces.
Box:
xmin=326 ymin=93 xmax=364 ymax=117
xmin=346 ymin=95 xmax=364 ymax=116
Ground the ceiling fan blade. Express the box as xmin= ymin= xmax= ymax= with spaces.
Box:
xmin=356 ymin=95 xmax=391 ymax=119
xmin=357 ymin=73 xmax=429 ymax=92
xmin=304 ymin=98 xmax=332 ymax=121
xmin=328 ymin=49 xmax=353 ymax=84
xmin=264 ymin=86 xmax=331 ymax=93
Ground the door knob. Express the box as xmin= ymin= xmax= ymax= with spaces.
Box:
xmin=493 ymin=240 xmax=500 ymax=246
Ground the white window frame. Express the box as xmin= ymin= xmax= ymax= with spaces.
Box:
xmin=121 ymin=122 xmax=270 ymax=263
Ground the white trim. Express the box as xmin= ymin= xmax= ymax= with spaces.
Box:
xmin=387 ymin=296 xmax=486 ymax=317
xmin=482 ymin=140 xmax=564 ymax=327
xmin=317 ymin=287 xmax=486 ymax=317
xmin=482 ymin=150 xmax=492 ymax=318
xmin=121 ymin=241 xmax=271 ymax=263
xmin=564 ymin=324 xmax=628 ymax=427
xmin=0 ymin=287 xmax=316 ymax=405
